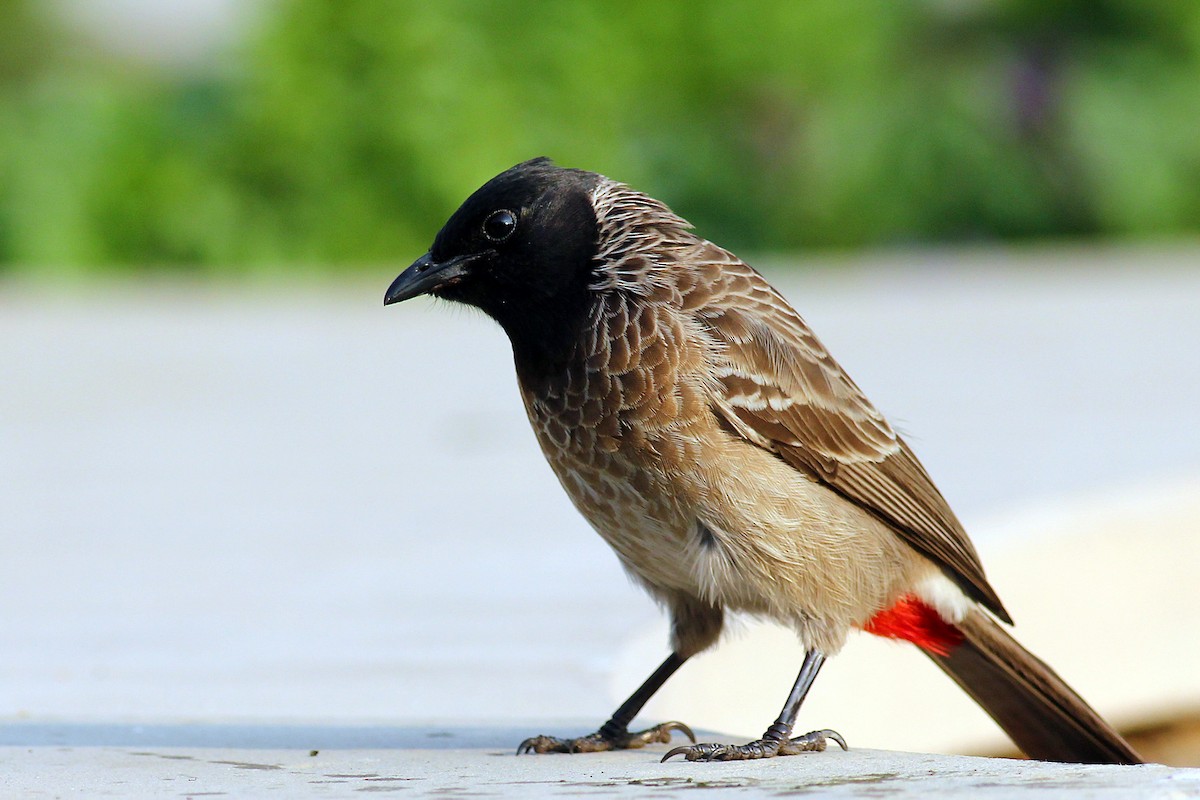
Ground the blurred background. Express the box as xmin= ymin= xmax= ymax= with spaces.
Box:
xmin=3 ymin=0 xmax=1200 ymax=273
xmin=2 ymin=0 xmax=1198 ymax=775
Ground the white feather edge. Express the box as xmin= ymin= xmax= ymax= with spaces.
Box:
xmin=914 ymin=571 xmax=972 ymax=624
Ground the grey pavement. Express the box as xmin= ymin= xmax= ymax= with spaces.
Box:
xmin=2 ymin=244 xmax=1199 ymax=794
xmin=1 ymin=734 xmax=1196 ymax=798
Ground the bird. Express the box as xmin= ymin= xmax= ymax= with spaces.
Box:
xmin=383 ymin=157 xmax=1143 ymax=764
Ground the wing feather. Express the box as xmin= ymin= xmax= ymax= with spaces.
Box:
xmin=688 ymin=244 xmax=1011 ymax=622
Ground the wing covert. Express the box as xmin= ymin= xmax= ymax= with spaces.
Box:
xmin=686 ymin=244 xmax=1010 ymax=622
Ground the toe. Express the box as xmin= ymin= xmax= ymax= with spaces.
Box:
xmin=778 ymin=728 xmax=848 ymax=755
xmin=661 ymin=742 xmax=725 ymax=762
xmin=516 ymin=735 xmax=565 ymax=755
xmin=632 ymin=720 xmax=695 ymax=747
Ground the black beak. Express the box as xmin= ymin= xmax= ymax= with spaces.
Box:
xmin=384 ymin=251 xmax=482 ymax=306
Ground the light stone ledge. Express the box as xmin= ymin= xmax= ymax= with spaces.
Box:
xmin=0 ymin=723 xmax=1194 ymax=798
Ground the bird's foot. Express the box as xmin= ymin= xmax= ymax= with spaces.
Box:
xmin=517 ymin=721 xmax=694 ymax=754
xmin=661 ymin=728 xmax=846 ymax=762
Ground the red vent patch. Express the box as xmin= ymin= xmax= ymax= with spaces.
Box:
xmin=864 ymin=596 xmax=964 ymax=656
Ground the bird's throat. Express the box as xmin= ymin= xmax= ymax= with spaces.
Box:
xmin=501 ymin=291 xmax=594 ymax=388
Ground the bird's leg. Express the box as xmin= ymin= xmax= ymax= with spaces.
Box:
xmin=662 ymin=650 xmax=847 ymax=762
xmin=517 ymin=652 xmax=695 ymax=754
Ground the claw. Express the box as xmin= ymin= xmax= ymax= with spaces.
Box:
xmin=648 ymin=724 xmax=696 ymax=748
xmin=661 ymin=742 xmax=725 ymax=762
xmin=667 ymin=724 xmax=696 ymax=743
xmin=661 ymin=746 xmax=688 ymax=763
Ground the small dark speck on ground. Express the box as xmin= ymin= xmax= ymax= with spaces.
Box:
xmin=208 ymin=760 xmax=282 ymax=771
xmin=773 ymin=772 xmax=904 ymax=796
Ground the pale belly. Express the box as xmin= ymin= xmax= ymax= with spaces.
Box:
xmin=521 ymin=387 xmax=947 ymax=654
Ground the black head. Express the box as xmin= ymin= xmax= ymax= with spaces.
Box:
xmin=385 ymin=158 xmax=602 ymax=368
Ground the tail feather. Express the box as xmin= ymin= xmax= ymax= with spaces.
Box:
xmin=927 ymin=608 xmax=1143 ymax=765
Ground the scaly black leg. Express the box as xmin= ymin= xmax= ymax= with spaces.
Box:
xmin=517 ymin=652 xmax=696 ymax=754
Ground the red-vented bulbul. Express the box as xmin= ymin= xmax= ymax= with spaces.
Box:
xmin=384 ymin=158 xmax=1142 ymax=764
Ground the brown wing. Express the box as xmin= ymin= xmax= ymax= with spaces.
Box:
xmin=685 ymin=243 xmax=1011 ymax=623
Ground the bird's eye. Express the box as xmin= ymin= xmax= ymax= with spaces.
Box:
xmin=483 ymin=209 xmax=517 ymax=243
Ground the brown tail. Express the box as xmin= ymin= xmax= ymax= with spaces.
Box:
xmin=926 ymin=608 xmax=1143 ymax=764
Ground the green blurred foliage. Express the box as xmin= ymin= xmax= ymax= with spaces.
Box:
xmin=1 ymin=0 xmax=1198 ymax=272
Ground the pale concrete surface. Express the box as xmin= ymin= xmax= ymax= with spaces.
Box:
xmin=0 ymin=725 xmax=1193 ymax=798
xmin=2 ymin=245 xmax=1199 ymax=793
